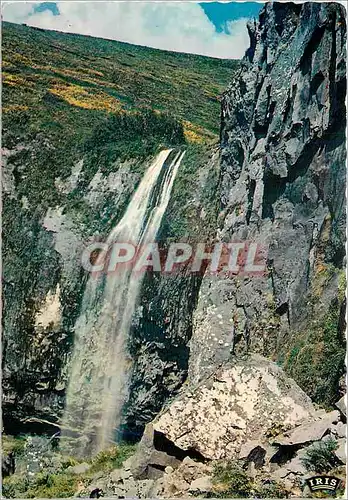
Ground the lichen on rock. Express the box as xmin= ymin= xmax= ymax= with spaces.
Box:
xmin=153 ymin=355 xmax=315 ymax=460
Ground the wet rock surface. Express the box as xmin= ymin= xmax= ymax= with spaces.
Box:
xmin=123 ymin=146 xmax=221 ymax=436
xmin=2 ymin=143 xmax=220 ymax=437
xmin=2 ymin=145 xmax=144 ymax=432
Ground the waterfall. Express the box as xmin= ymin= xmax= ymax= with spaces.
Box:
xmin=62 ymin=149 xmax=185 ymax=455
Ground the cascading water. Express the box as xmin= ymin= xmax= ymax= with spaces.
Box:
xmin=62 ymin=149 xmax=185 ymax=455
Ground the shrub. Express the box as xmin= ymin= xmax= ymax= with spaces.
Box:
xmin=2 ymin=470 xmax=79 ymax=499
xmin=283 ymin=298 xmax=346 ymax=408
xmin=301 ymin=438 xmax=340 ymax=473
xmin=256 ymin=480 xmax=289 ymax=498
xmin=75 ymin=108 xmax=186 ymax=192
xmin=84 ymin=108 xmax=185 ymax=157
xmin=2 ymin=474 xmax=30 ymax=498
xmin=26 ymin=473 xmax=79 ymax=499
xmin=90 ymin=443 xmax=136 ymax=473
xmin=211 ymin=461 xmax=253 ymax=498
xmin=61 ymin=456 xmax=80 ymax=469
xmin=2 ymin=435 xmax=26 ymax=456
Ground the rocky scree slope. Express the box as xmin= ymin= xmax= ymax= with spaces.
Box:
xmin=124 ymin=356 xmax=346 ymax=498
xmin=2 ymin=357 xmax=347 ymax=498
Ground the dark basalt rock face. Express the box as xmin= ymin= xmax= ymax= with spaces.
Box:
xmin=122 ymin=147 xmax=221 ymax=438
xmin=189 ymin=2 xmax=346 ymax=404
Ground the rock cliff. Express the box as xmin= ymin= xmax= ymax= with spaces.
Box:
xmin=189 ymin=1 xmax=346 ymax=407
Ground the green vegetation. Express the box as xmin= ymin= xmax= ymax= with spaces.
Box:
xmin=2 ymin=475 xmax=31 ymax=499
xmin=3 ymin=472 xmax=79 ymax=499
xmin=2 ymin=21 xmax=237 ymax=220
xmin=256 ymin=480 xmax=289 ymax=498
xmin=282 ymin=297 xmax=346 ymax=408
xmin=26 ymin=473 xmax=78 ymax=499
xmin=265 ymin=422 xmax=291 ymax=439
xmin=301 ymin=438 xmax=340 ymax=473
xmin=161 ymin=143 xmax=220 ymax=242
xmin=208 ymin=461 xmax=290 ymax=498
xmin=89 ymin=444 xmax=136 ymax=473
xmin=79 ymin=108 xmax=185 ymax=188
xmin=2 ymin=439 xmax=137 ymax=498
xmin=2 ymin=20 xmax=235 ymax=303
xmin=3 ymin=20 xmax=237 ymax=145
xmin=2 ymin=435 xmax=27 ymax=456
xmin=210 ymin=461 xmax=253 ymax=498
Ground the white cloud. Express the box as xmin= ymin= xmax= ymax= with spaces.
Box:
xmin=2 ymin=2 xmax=250 ymax=59
xmin=2 ymin=1 xmax=36 ymax=23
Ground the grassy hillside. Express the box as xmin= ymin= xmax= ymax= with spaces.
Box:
xmin=2 ymin=21 xmax=237 ymax=147
xmin=2 ymin=20 xmax=239 ymax=248
xmin=2 ymin=23 xmax=238 ymax=431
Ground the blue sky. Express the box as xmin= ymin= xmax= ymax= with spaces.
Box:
xmin=33 ymin=2 xmax=262 ymax=28
xmin=200 ymin=2 xmax=262 ymax=31
xmin=3 ymin=2 xmax=262 ymax=59
xmin=33 ymin=2 xmax=59 ymax=15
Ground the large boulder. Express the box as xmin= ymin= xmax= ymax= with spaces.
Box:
xmin=335 ymin=395 xmax=347 ymax=418
xmin=153 ymin=355 xmax=315 ymax=460
xmin=130 ymin=423 xmax=181 ymax=479
xmin=274 ymin=410 xmax=340 ymax=446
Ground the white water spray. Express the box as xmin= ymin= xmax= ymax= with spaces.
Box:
xmin=62 ymin=149 xmax=185 ymax=455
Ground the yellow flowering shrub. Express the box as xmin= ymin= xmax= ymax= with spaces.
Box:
xmin=2 ymin=72 xmax=33 ymax=87
xmin=49 ymin=82 xmax=122 ymax=112
xmin=182 ymin=120 xmax=213 ymax=144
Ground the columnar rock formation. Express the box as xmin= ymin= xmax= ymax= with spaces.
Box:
xmin=189 ymin=2 xmax=346 ymax=402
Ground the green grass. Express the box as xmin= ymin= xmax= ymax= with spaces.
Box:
xmin=2 ymin=435 xmax=27 ymax=456
xmin=161 ymin=143 xmax=220 ymax=241
xmin=89 ymin=443 xmax=136 ymax=473
xmin=208 ymin=462 xmax=288 ymax=499
xmin=301 ymin=438 xmax=340 ymax=473
xmin=2 ymin=472 xmax=79 ymax=499
xmin=282 ymin=296 xmax=346 ymax=408
xmin=2 ymin=20 xmax=237 ymax=227
xmin=2 ymin=21 xmax=237 ymax=145
xmin=1 ymin=441 xmax=137 ymax=498
xmin=255 ymin=481 xmax=289 ymax=498
xmin=210 ymin=461 xmax=253 ymax=498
